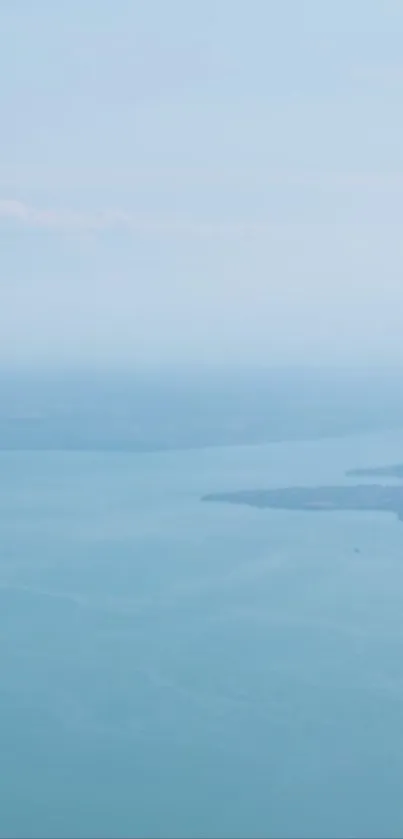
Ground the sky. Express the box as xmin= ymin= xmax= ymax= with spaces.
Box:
xmin=1 ymin=0 xmax=403 ymax=369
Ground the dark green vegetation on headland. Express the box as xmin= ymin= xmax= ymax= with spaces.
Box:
xmin=203 ymin=462 xmax=403 ymax=522
xmin=202 ymin=485 xmax=403 ymax=521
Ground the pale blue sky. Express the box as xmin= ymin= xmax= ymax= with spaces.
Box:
xmin=1 ymin=0 xmax=403 ymax=368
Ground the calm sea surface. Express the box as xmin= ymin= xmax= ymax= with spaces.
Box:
xmin=2 ymin=430 xmax=403 ymax=838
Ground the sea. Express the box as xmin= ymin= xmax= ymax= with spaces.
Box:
xmin=2 ymin=428 xmax=403 ymax=838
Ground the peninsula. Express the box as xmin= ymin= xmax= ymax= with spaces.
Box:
xmin=202 ymin=484 xmax=403 ymax=521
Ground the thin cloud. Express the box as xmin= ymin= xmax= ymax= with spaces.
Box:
xmin=0 ymin=198 xmax=274 ymax=238
xmin=1 ymin=166 xmax=403 ymax=191
xmin=353 ymin=64 xmax=403 ymax=86
xmin=0 ymin=199 xmax=102 ymax=229
xmin=1 ymin=174 xmax=402 ymax=240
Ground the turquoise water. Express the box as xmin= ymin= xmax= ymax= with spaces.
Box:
xmin=2 ymin=430 xmax=403 ymax=838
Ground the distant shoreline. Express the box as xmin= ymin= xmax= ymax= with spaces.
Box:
xmin=203 ymin=463 xmax=403 ymax=522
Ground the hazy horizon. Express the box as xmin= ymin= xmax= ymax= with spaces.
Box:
xmin=2 ymin=0 xmax=403 ymax=369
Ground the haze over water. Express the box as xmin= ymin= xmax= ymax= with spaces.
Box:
xmin=3 ymin=425 xmax=403 ymax=838
xmin=3 ymin=1 xmax=403 ymax=835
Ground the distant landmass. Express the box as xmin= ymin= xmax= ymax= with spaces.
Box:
xmin=346 ymin=464 xmax=403 ymax=479
xmin=2 ymin=367 xmax=403 ymax=452
xmin=203 ymin=484 xmax=403 ymax=521
xmin=203 ymin=462 xmax=403 ymax=522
